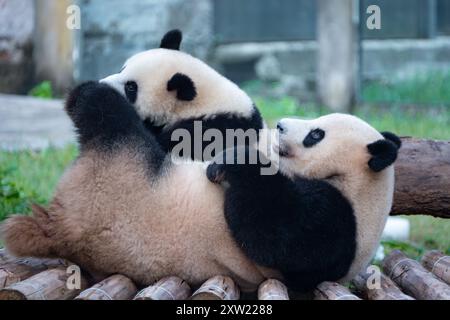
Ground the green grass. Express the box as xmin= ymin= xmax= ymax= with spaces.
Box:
xmin=255 ymin=97 xmax=450 ymax=140
xmin=363 ymin=70 xmax=450 ymax=105
xmin=0 ymin=145 xmax=78 ymax=220
xmin=381 ymin=215 xmax=450 ymax=260
xmin=28 ymin=81 xmax=54 ymax=100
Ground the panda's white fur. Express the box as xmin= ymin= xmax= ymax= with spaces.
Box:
xmin=0 ymin=85 xmax=399 ymax=292
xmin=274 ymin=114 xmax=396 ymax=280
xmin=102 ymin=48 xmax=255 ymax=126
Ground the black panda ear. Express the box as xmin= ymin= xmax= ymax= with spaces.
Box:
xmin=367 ymin=139 xmax=399 ymax=172
xmin=167 ymin=73 xmax=197 ymax=101
xmin=381 ymin=131 xmax=402 ymax=149
xmin=160 ymin=29 xmax=182 ymax=50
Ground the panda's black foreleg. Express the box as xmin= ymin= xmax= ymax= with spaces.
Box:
xmin=65 ymin=81 xmax=166 ymax=170
xmin=206 ymin=146 xmax=269 ymax=185
xmin=207 ymin=146 xmax=296 ymax=267
xmin=66 ymin=82 xmax=143 ymax=146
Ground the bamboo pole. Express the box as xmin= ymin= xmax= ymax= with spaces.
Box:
xmin=134 ymin=276 xmax=191 ymax=300
xmin=314 ymin=282 xmax=361 ymax=300
xmin=0 ymin=268 xmax=88 ymax=300
xmin=1 ymin=255 xmax=68 ymax=289
xmin=258 ymin=279 xmax=289 ymax=300
xmin=0 ymin=249 xmax=10 ymax=264
xmin=352 ymin=271 xmax=414 ymax=300
xmin=383 ymin=250 xmax=450 ymax=300
xmin=75 ymin=275 xmax=137 ymax=300
xmin=421 ymin=251 xmax=450 ymax=285
xmin=191 ymin=276 xmax=240 ymax=300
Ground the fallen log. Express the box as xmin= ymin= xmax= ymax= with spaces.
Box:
xmin=314 ymin=282 xmax=361 ymax=300
xmin=0 ymin=254 xmax=68 ymax=289
xmin=391 ymin=138 xmax=450 ymax=219
xmin=190 ymin=276 xmax=240 ymax=300
xmin=258 ymin=279 xmax=289 ymax=300
xmin=75 ymin=275 xmax=137 ymax=300
xmin=134 ymin=276 xmax=191 ymax=300
xmin=383 ymin=250 xmax=450 ymax=300
xmin=352 ymin=270 xmax=414 ymax=300
xmin=0 ymin=268 xmax=88 ymax=300
xmin=421 ymin=251 xmax=450 ymax=285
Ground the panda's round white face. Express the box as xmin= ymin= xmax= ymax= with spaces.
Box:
xmin=100 ymin=48 xmax=253 ymax=127
xmin=273 ymin=113 xmax=386 ymax=180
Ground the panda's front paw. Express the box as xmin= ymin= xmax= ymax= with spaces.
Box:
xmin=66 ymin=81 xmax=122 ymax=115
xmin=65 ymin=81 xmax=98 ymax=115
xmin=206 ymin=162 xmax=226 ymax=184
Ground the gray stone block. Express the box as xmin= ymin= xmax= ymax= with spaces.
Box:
xmin=0 ymin=0 xmax=35 ymax=94
xmin=77 ymin=0 xmax=213 ymax=81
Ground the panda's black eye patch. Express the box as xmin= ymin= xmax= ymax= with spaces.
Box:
xmin=303 ymin=129 xmax=325 ymax=148
xmin=124 ymin=81 xmax=138 ymax=104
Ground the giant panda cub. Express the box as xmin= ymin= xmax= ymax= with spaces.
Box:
xmin=1 ymin=82 xmax=400 ymax=293
xmin=207 ymin=114 xmax=401 ymax=291
xmin=101 ymin=30 xmax=264 ymax=160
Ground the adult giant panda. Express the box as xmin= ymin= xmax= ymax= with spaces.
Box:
xmin=101 ymin=30 xmax=264 ymax=160
xmin=1 ymin=82 xmax=400 ymax=293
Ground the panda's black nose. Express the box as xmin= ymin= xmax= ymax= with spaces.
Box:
xmin=277 ymin=121 xmax=287 ymax=134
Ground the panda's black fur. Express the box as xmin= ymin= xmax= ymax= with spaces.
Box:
xmin=67 ymin=81 xmax=166 ymax=173
xmin=145 ymin=108 xmax=264 ymax=157
xmin=206 ymin=148 xmax=357 ymax=292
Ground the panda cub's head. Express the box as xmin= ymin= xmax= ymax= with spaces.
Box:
xmin=100 ymin=30 xmax=255 ymax=129
xmin=274 ymin=113 xmax=401 ymax=182
xmin=273 ymin=113 xmax=401 ymax=280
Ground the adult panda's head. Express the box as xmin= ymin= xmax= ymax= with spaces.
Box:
xmin=100 ymin=30 xmax=257 ymax=130
xmin=274 ymin=113 xmax=402 ymax=279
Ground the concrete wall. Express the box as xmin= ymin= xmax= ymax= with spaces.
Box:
xmin=0 ymin=0 xmax=35 ymax=94
xmin=34 ymin=0 xmax=76 ymax=94
xmin=77 ymin=0 xmax=213 ymax=81
xmin=214 ymin=37 xmax=450 ymax=101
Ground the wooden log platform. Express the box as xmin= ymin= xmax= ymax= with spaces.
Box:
xmin=0 ymin=268 xmax=88 ymax=300
xmin=0 ymin=249 xmax=69 ymax=290
xmin=421 ymin=250 xmax=450 ymax=285
xmin=190 ymin=276 xmax=240 ymax=300
xmin=314 ymin=282 xmax=361 ymax=300
xmin=75 ymin=275 xmax=137 ymax=300
xmin=0 ymin=250 xmax=449 ymax=300
xmin=258 ymin=279 xmax=289 ymax=300
xmin=391 ymin=138 xmax=450 ymax=219
xmin=352 ymin=270 xmax=414 ymax=300
xmin=134 ymin=277 xmax=191 ymax=300
xmin=383 ymin=250 xmax=450 ymax=300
